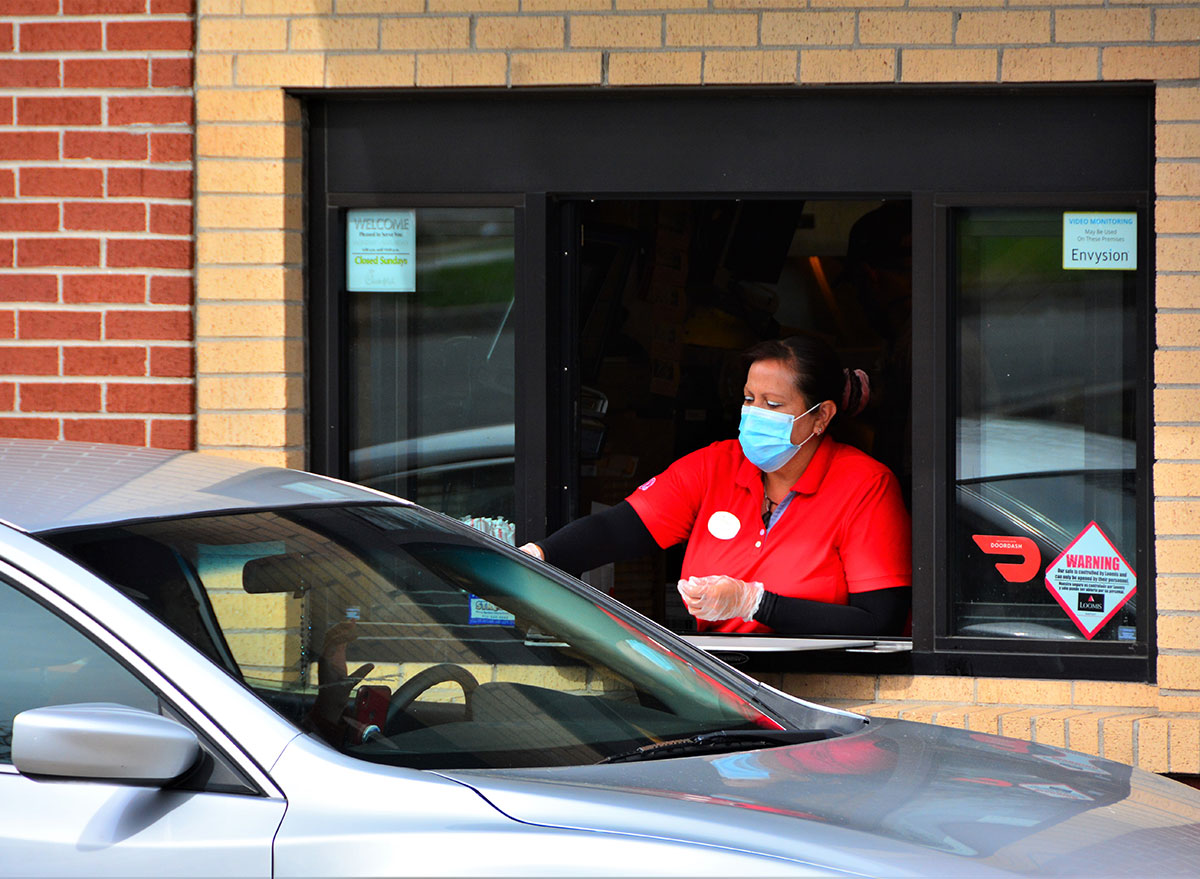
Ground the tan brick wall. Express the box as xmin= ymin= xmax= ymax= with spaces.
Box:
xmin=194 ymin=74 xmax=304 ymax=467
xmin=765 ymin=671 xmax=1199 ymax=773
xmin=88 ymin=0 xmax=1189 ymax=771
xmin=1157 ymin=84 xmax=1200 ymax=773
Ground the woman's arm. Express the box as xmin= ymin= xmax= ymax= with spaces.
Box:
xmin=528 ymin=501 xmax=659 ymax=577
xmin=678 ymin=577 xmax=909 ymax=636
xmin=753 ymin=586 xmax=909 ymax=636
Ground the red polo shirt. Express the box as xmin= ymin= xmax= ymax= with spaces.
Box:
xmin=625 ymin=437 xmax=911 ymax=633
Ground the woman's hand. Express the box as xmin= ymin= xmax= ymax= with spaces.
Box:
xmin=677 ymin=575 xmax=765 ymax=622
xmin=518 ymin=542 xmax=545 ymax=561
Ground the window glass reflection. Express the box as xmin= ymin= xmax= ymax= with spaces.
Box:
xmin=952 ymin=208 xmax=1138 ymax=642
xmin=347 ymin=208 xmax=516 ymax=533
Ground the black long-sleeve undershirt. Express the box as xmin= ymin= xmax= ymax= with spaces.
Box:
xmin=534 ymin=501 xmax=910 ymax=636
xmin=537 ymin=501 xmax=658 ymax=577
xmin=752 ymin=586 xmax=908 ymax=636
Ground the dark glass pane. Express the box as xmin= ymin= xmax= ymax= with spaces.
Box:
xmin=952 ymin=208 xmax=1139 ymax=643
xmin=347 ymin=208 xmax=516 ymax=533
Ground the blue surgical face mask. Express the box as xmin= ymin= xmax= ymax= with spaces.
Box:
xmin=738 ymin=402 xmax=821 ymax=472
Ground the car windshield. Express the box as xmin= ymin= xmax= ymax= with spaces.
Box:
xmin=43 ymin=503 xmax=779 ymax=769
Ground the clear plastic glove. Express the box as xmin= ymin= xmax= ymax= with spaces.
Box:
xmin=676 ymin=575 xmax=764 ymax=622
xmin=519 ymin=542 xmax=545 ymax=560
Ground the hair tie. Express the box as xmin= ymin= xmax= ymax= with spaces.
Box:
xmin=841 ymin=368 xmax=870 ymax=416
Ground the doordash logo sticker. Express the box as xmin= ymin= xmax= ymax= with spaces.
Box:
xmin=972 ymin=535 xmax=1040 ymax=583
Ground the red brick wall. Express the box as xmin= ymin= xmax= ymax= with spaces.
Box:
xmin=0 ymin=2 xmax=195 ymax=449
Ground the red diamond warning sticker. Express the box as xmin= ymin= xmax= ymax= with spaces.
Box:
xmin=1044 ymin=521 xmax=1136 ymax=640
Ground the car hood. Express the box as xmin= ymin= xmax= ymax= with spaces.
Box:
xmin=441 ymin=718 xmax=1200 ymax=877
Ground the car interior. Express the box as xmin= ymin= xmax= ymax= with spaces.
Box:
xmin=42 ymin=504 xmax=845 ymax=770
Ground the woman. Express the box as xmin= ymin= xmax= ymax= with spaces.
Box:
xmin=521 ymin=336 xmax=911 ymax=635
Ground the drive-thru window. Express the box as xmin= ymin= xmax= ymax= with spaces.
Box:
xmin=307 ymin=86 xmax=1151 ymax=682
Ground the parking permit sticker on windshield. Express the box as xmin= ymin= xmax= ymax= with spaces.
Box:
xmin=1044 ymin=522 xmax=1136 ymax=640
xmin=468 ymin=595 xmax=515 ymax=626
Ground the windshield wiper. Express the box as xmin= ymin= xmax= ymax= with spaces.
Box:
xmin=598 ymin=728 xmax=837 ymax=764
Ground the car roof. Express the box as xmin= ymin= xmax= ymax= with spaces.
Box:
xmin=0 ymin=438 xmax=393 ymax=534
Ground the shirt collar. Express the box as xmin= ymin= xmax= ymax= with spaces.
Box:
xmin=792 ymin=435 xmax=835 ymax=495
xmin=736 ymin=436 xmax=837 ymax=497
xmin=736 ymin=449 xmax=764 ymax=495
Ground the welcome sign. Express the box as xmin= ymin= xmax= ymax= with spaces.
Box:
xmin=347 ymin=209 xmax=416 ymax=292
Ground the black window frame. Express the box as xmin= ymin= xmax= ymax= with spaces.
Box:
xmin=304 ymin=85 xmax=1155 ymax=682
xmin=910 ymin=191 xmax=1154 ymax=681
xmin=307 ymin=180 xmax=553 ymax=544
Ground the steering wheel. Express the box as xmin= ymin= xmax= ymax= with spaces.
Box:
xmin=384 ymin=663 xmax=479 ymax=735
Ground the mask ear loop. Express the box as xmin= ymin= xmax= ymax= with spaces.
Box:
xmin=795 ymin=400 xmax=822 ymax=440
xmin=795 ymin=401 xmax=820 ymax=423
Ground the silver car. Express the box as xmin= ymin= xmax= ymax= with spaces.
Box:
xmin=0 ymin=438 xmax=1197 ymax=877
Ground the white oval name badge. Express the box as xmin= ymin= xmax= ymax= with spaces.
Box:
xmin=707 ymin=511 xmax=740 ymax=540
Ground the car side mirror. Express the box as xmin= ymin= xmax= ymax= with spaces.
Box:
xmin=13 ymin=703 xmax=200 ymax=786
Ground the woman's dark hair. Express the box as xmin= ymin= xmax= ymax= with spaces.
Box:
xmin=743 ymin=336 xmax=868 ymax=418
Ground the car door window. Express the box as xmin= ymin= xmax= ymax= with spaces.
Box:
xmin=0 ymin=572 xmax=284 ymax=877
xmin=0 ymin=575 xmax=158 ymax=764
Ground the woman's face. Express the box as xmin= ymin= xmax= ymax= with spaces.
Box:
xmin=743 ymin=358 xmax=833 ymax=445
